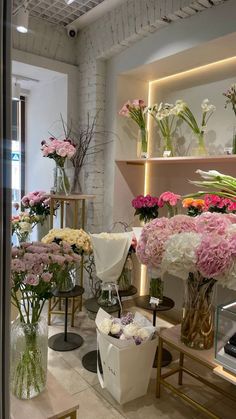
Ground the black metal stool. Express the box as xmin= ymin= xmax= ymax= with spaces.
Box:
xmin=48 ymin=285 xmax=84 ymax=352
xmin=135 ymin=295 xmax=175 ymax=368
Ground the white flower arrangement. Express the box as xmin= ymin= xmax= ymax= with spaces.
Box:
xmin=42 ymin=228 xmax=92 ymax=254
xmin=97 ymin=311 xmax=155 ymax=346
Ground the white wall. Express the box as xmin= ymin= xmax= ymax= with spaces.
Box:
xmin=26 ymin=75 xmax=67 ymax=193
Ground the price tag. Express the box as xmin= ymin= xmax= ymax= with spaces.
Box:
xmin=163 ymin=150 xmax=171 ymax=157
xmin=224 ymin=147 xmax=233 ymax=155
xmin=149 ymin=297 xmax=160 ymax=306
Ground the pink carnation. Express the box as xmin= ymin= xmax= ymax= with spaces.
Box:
xmin=23 ymin=274 xmax=39 ymax=286
xmin=196 ymin=234 xmax=233 ymax=278
xmin=41 ymin=272 xmax=53 ymax=282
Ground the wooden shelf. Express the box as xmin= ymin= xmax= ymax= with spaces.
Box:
xmin=116 ymin=155 xmax=236 ymax=166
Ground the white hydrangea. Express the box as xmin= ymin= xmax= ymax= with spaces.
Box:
xmin=110 ymin=323 xmax=121 ymax=335
xmin=123 ymin=323 xmax=139 ymax=338
xmin=217 ymin=262 xmax=236 ymax=291
xmin=161 ymin=232 xmax=201 ymax=280
xmin=99 ymin=318 xmax=113 ymax=335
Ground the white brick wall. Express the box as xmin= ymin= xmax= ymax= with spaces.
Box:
xmin=12 ymin=0 xmax=229 ymax=231
xmin=76 ymin=0 xmax=228 ymax=232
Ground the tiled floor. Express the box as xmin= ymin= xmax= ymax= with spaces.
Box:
xmin=47 ymin=305 xmax=236 ymax=419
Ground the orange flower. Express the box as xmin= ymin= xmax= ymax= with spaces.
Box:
xmin=192 ymin=199 xmax=205 ymax=209
xmin=182 ymin=198 xmax=194 ymax=208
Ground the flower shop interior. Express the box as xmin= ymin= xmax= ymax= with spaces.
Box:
xmin=3 ymin=0 xmax=236 ymax=418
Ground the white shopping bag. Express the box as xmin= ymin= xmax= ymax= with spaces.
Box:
xmin=96 ymin=309 xmax=158 ymax=404
xmin=97 ymin=331 xmax=157 ymax=404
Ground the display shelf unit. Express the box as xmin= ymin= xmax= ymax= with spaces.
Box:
xmin=116 ymin=155 xmax=236 ymax=166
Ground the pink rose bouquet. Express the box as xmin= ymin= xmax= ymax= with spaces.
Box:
xmin=41 ymin=137 xmax=76 ymax=168
xmin=132 ymin=194 xmax=159 ymax=223
xmin=21 ymin=190 xmax=59 ymax=220
xmin=158 ymin=191 xmax=181 ymax=217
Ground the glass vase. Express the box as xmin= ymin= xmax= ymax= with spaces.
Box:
xmin=55 ymin=165 xmax=71 ymax=195
xmin=97 ymin=282 xmax=117 ymax=306
xmin=163 ymin=135 xmax=174 ymax=157
xmin=191 ymin=132 xmax=208 ymax=156
xmin=148 ymin=268 xmax=164 ymax=302
xmin=137 ymin=127 xmax=148 ymax=159
xmin=56 ymin=267 xmax=76 ymax=292
xmin=117 ymin=254 xmax=133 ymax=291
xmin=37 ymin=216 xmax=50 ymax=241
xmin=181 ymin=272 xmax=216 ymax=350
xmin=11 ymin=316 xmax=48 ymax=399
xmin=232 ymin=127 xmax=236 ymax=154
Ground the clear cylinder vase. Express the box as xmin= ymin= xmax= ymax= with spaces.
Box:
xmin=191 ymin=132 xmax=208 ymax=156
xmin=137 ymin=127 xmax=148 ymax=159
xmin=148 ymin=268 xmax=164 ymax=302
xmin=181 ymin=272 xmax=216 ymax=350
xmin=163 ymin=135 xmax=174 ymax=157
xmin=55 ymin=165 xmax=71 ymax=195
xmin=11 ymin=316 xmax=48 ymax=399
xmin=56 ymin=267 xmax=76 ymax=292
xmin=117 ymin=255 xmax=133 ymax=291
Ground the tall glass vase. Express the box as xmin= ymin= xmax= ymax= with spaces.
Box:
xmin=55 ymin=164 xmax=71 ymax=195
xmin=181 ymin=272 xmax=216 ymax=350
xmin=137 ymin=127 xmax=148 ymax=158
xmin=11 ymin=316 xmax=48 ymax=399
xmin=148 ymin=268 xmax=164 ymax=302
xmin=191 ymin=132 xmax=208 ymax=156
xmin=163 ymin=135 xmax=174 ymax=157
xmin=117 ymin=254 xmax=133 ymax=291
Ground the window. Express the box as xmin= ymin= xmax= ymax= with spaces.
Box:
xmin=11 ymin=96 xmax=25 ymax=215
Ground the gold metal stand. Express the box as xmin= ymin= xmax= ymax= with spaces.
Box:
xmin=48 ymin=194 xmax=95 ymax=326
xmin=156 ymin=325 xmax=236 ymax=419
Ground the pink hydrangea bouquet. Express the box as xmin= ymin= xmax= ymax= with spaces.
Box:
xmin=137 ymin=211 xmax=236 ymax=349
xmin=132 ymin=194 xmax=159 ymax=223
xmin=98 ymin=311 xmax=155 ymax=346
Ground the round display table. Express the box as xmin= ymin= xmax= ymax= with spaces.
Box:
xmin=135 ymin=295 xmax=175 ymax=368
xmin=48 ymin=285 xmax=84 ymax=352
xmin=82 ymin=286 xmax=137 ymax=373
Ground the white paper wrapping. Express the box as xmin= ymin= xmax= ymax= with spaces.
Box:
xmin=90 ymin=232 xmax=133 ymax=283
xmin=132 ymin=227 xmax=143 ymax=242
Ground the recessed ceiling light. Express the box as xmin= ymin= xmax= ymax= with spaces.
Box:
xmin=16 ymin=7 xmax=29 ymax=33
xmin=64 ymin=0 xmax=75 ymax=4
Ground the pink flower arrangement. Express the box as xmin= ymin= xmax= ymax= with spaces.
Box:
xmin=21 ymin=190 xmax=59 ymax=219
xmin=158 ymin=191 xmax=181 ymax=217
xmin=137 ymin=212 xmax=236 ymax=289
xmin=41 ymin=137 xmax=76 ymax=168
xmin=132 ymin=194 xmax=159 ymax=223
xmin=119 ymin=99 xmax=147 ymax=129
xmin=11 ymin=241 xmax=81 ymax=324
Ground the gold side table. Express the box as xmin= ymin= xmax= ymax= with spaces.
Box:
xmin=156 ymin=324 xmax=236 ymax=418
xmin=48 ymin=194 xmax=95 ymax=327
